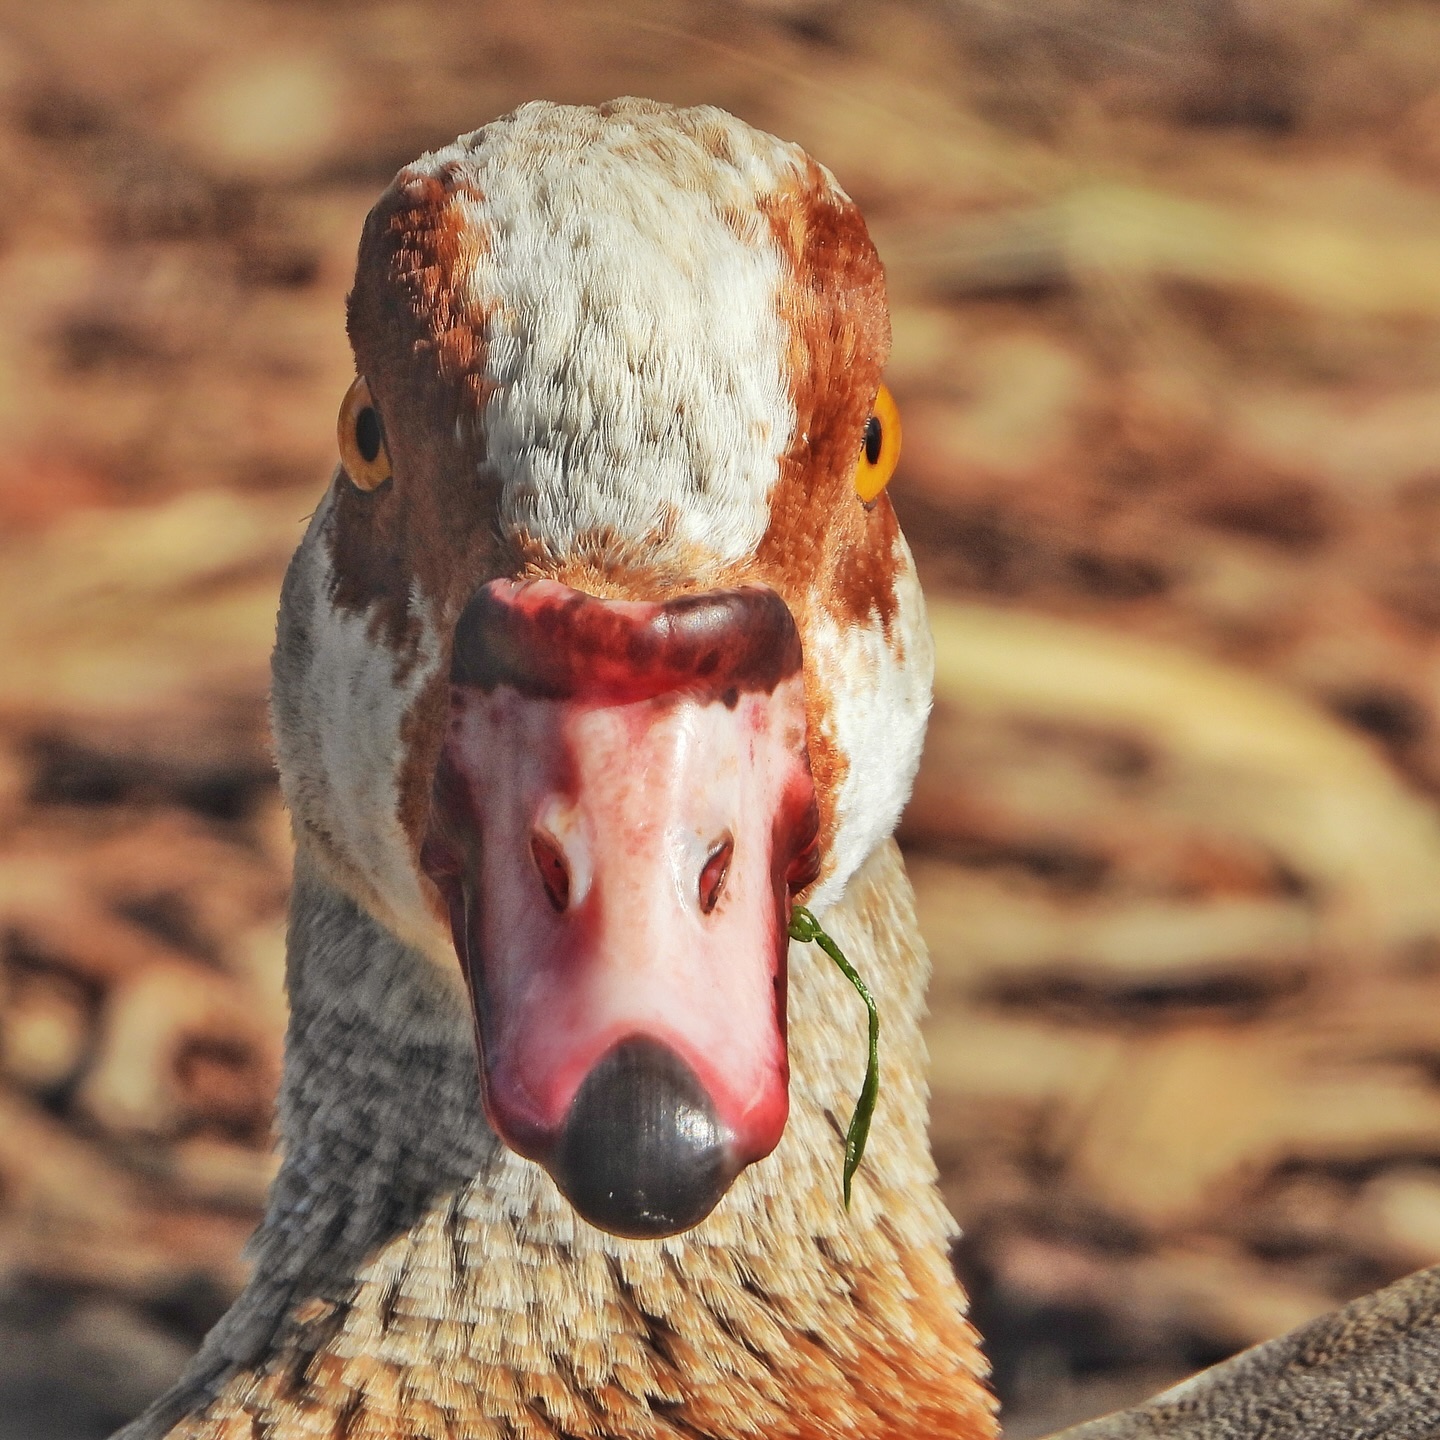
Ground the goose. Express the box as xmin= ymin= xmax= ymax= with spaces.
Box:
xmin=116 ymin=98 xmax=1440 ymax=1440
xmin=117 ymin=96 xmax=995 ymax=1440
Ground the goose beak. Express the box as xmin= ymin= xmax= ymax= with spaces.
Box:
xmin=421 ymin=579 xmax=819 ymax=1238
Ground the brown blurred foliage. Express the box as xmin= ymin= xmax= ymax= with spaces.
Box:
xmin=1 ymin=1 xmax=1440 ymax=1435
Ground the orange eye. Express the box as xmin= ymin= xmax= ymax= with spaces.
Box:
xmin=854 ymin=384 xmax=900 ymax=504
xmin=337 ymin=376 xmax=392 ymax=491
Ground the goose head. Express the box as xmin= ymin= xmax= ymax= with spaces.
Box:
xmin=271 ymin=98 xmax=931 ymax=1240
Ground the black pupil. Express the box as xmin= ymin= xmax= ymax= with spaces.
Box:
xmin=863 ymin=414 xmax=882 ymax=466
xmin=355 ymin=406 xmax=383 ymax=465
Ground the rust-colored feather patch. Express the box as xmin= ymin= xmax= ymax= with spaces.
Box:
xmin=746 ymin=160 xmax=907 ymax=878
xmin=753 ymin=158 xmax=900 ymax=635
xmin=330 ymin=165 xmax=508 ymax=880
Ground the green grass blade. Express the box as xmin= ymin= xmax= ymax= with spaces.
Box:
xmin=788 ymin=904 xmax=880 ymax=1207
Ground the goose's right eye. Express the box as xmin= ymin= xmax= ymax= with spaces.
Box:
xmin=337 ymin=376 xmax=393 ymax=491
xmin=853 ymin=383 xmax=901 ymax=504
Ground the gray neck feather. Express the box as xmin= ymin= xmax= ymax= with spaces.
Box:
xmin=118 ymin=858 xmax=498 ymax=1434
xmin=117 ymin=840 xmax=960 ymax=1438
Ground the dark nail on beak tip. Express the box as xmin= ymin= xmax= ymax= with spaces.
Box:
xmin=549 ymin=1037 xmax=736 ymax=1238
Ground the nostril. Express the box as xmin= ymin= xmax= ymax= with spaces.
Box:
xmin=698 ymin=834 xmax=733 ymax=915
xmin=530 ymin=830 xmax=570 ymax=912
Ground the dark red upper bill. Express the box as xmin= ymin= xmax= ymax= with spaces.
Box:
xmin=450 ymin=579 xmax=804 ymax=704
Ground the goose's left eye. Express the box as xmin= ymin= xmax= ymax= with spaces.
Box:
xmin=853 ymin=384 xmax=900 ymax=504
xmin=337 ymin=376 xmax=393 ymax=491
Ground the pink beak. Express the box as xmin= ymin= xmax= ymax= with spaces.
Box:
xmin=421 ymin=579 xmax=819 ymax=1237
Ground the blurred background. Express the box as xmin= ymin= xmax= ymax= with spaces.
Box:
xmin=2 ymin=0 xmax=1440 ymax=1435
